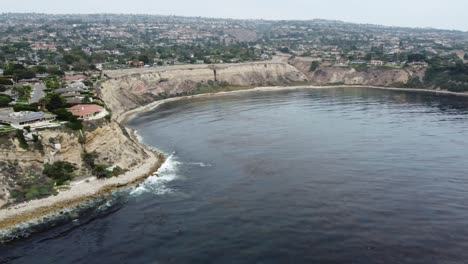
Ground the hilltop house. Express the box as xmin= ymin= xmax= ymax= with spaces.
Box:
xmin=55 ymin=82 xmax=88 ymax=95
xmin=0 ymin=108 xmax=56 ymax=128
xmin=126 ymin=61 xmax=145 ymax=67
xmin=31 ymin=44 xmax=57 ymax=52
xmin=67 ymin=104 xmax=106 ymax=120
xmin=370 ymin=60 xmax=385 ymax=66
xmin=64 ymin=74 xmax=87 ymax=82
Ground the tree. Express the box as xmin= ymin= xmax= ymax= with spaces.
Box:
xmin=53 ymin=108 xmax=83 ymax=130
xmin=0 ymin=95 xmax=11 ymax=107
xmin=138 ymin=54 xmax=150 ymax=64
xmin=278 ymin=47 xmax=290 ymax=54
xmin=407 ymin=53 xmax=426 ymax=62
xmin=45 ymin=94 xmax=66 ymax=111
xmin=4 ymin=63 xmax=36 ymax=80
xmin=12 ymin=86 xmax=32 ymax=102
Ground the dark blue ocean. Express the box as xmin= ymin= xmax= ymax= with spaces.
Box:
xmin=2 ymin=87 xmax=468 ymax=264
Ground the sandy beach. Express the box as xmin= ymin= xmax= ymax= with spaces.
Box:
xmin=1 ymin=84 xmax=467 ymax=236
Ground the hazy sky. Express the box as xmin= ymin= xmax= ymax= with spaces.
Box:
xmin=2 ymin=0 xmax=468 ymax=31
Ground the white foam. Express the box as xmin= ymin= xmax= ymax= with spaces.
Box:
xmin=188 ymin=162 xmax=212 ymax=167
xmin=133 ymin=129 xmax=144 ymax=143
xmin=130 ymin=153 xmax=180 ymax=196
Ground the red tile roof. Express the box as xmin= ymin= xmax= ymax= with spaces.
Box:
xmin=67 ymin=104 xmax=104 ymax=117
xmin=64 ymin=75 xmax=87 ymax=81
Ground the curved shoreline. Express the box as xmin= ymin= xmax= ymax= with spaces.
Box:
xmin=1 ymin=84 xmax=466 ymax=241
xmin=119 ymin=84 xmax=468 ymax=123
xmin=0 ymin=117 xmax=165 ymax=239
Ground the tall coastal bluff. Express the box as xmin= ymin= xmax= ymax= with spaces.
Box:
xmin=0 ymin=120 xmax=149 ymax=207
xmin=99 ymin=60 xmax=426 ymax=118
xmin=289 ymin=58 xmax=426 ymax=86
xmin=0 ymin=60 xmax=427 ymax=207
xmin=99 ymin=62 xmax=308 ymax=117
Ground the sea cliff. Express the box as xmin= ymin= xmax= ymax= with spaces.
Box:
xmin=0 ymin=59 xmax=452 ymax=242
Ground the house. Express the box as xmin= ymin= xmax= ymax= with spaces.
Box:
xmin=55 ymin=87 xmax=86 ymax=94
xmin=67 ymin=104 xmax=106 ymax=120
xmin=0 ymin=108 xmax=56 ymax=128
xmin=61 ymin=92 xmax=81 ymax=98
xmin=64 ymin=75 xmax=87 ymax=82
xmin=55 ymin=82 xmax=88 ymax=94
xmin=31 ymin=44 xmax=57 ymax=52
xmin=65 ymin=97 xmax=84 ymax=104
xmin=69 ymin=81 xmax=88 ymax=90
xmin=335 ymin=59 xmax=350 ymax=66
xmin=126 ymin=61 xmax=145 ymax=67
xmin=370 ymin=60 xmax=384 ymax=66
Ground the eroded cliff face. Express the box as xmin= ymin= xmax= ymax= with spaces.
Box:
xmin=0 ymin=120 xmax=148 ymax=207
xmin=0 ymin=61 xmax=428 ymax=208
xmin=99 ymin=63 xmax=308 ymax=117
xmin=289 ymin=58 xmax=426 ymax=86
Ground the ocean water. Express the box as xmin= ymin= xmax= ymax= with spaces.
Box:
xmin=2 ymin=87 xmax=468 ymax=263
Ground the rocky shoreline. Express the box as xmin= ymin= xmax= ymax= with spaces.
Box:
xmin=0 ymin=104 xmax=166 ymax=242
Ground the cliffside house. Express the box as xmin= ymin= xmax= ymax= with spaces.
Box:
xmin=0 ymin=108 xmax=56 ymax=128
xmin=370 ymin=60 xmax=385 ymax=66
xmin=55 ymin=82 xmax=88 ymax=95
xmin=67 ymin=104 xmax=106 ymax=120
xmin=126 ymin=61 xmax=145 ymax=67
xmin=31 ymin=44 xmax=57 ymax=52
xmin=65 ymin=97 xmax=84 ymax=104
xmin=64 ymin=74 xmax=87 ymax=82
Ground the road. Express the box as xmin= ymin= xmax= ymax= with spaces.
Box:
xmin=29 ymin=83 xmax=46 ymax=104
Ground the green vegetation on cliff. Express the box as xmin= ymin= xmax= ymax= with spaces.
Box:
xmin=424 ymin=61 xmax=468 ymax=92
xmin=11 ymin=174 xmax=57 ymax=203
xmin=43 ymin=161 xmax=77 ymax=186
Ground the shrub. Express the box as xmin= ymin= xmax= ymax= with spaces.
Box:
xmin=0 ymin=94 xmax=11 ymax=107
xmin=11 ymin=175 xmax=57 ymax=203
xmin=34 ymin=140 xmax=44 ymax=152
xmin=15 ymin=129 xmax=28 ymax=150
xmin=13 ymin=104 xmax=38 ymax=112
xmin=93 ymin=164 xmax=112 ymax=179
xmin=0 ymin=78 xmax=14 ymax=85
xmin=43 ymin=161 xmax=77 ymax=185
xmin=309 ymin=61 xmax=320 ymax=72
xmin=112 ymin=166 xmax=126 ymax=177
xmin=67 ymin=120 xmax=83 ymax=131
xmin=82 ymin=151 xmax=98 ymax=169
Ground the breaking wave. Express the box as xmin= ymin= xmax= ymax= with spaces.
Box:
xmin=187 ymin=162 xmax=212 ymax=167
xmin=130 ymin=153 xmax=180 ymax=196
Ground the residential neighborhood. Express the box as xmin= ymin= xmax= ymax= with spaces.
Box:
xmin=0 ymin=13 xmax=468 ymax=133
